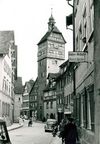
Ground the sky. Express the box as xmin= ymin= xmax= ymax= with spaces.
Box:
xmin=0 ymin=0 xmax=73 ymax=84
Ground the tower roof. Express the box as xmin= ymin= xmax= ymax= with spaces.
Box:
xmin=48 ymin=13 xmax=56 ymax=30
xmin=38 ymin=26 xmax=66 ymax=45
xmin=38 ymin=13 xmax=66 ymax=45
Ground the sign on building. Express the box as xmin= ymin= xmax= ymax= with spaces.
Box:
xmin=68 ymin=51 xmax=87 ymax=62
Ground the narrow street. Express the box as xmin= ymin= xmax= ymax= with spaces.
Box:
xmin=9 ymin=121 xmax=54 ymax=144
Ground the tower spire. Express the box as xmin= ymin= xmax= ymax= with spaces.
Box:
xmin=48 ymin=8 xmax=55 ymax=31
xmin=51 ymin=8 xmax=53 ymax=16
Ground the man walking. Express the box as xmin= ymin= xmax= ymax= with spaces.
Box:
xmin=63 ymin=117 xmax=79 ymax=144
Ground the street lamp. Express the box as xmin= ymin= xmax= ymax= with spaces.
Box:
xmin=66 ymin=0 xmax=73 ymax=8
xmin=66 ymin=0 xmax=73 ymax=31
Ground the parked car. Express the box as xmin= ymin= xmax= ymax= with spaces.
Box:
xmin=44 ymin=119 xmax=57 ymax=132
xmin=0 ymin=118 xmax=12 ymax=144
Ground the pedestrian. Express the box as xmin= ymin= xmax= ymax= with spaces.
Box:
xmin=63 ymin=117 xmax=79 ymax=144
xmin=28 ymin=117 xmax=32 ymax=127
xmin=59 ymin=119 xmax=66 ymax=143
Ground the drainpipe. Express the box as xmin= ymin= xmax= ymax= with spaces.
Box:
xmin=66 ymin=0 xmax=76 ymax=118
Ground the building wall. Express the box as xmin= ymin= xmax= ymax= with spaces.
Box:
xmin=44 ymin=90 xmax=57 ymax=120
xmin=94 ymin=1 xmax=100 ymax=143
xmin=64 ymin=77 xmax=73 ymax=116
xmin=44 ymin=100 xmax=57 ymax=119
xmin=14 ymin=94 xmax=22 ymax=122
xmin=22 ymin=81 xmax=34 ymax=118
xmin=46 ymin=58 xmax=64 ymax=77
xmin=22 ymin=93 xmax=29 ymax=118
xmin=29 ymin=79 xmax=38 ymax=119
xmin=74 ymin=0 xmax=94 ymax=143
xmin=0 ymin=54 xmax=12 ymax=126
xmin=0 ymin=57 xmax=3 ymax=91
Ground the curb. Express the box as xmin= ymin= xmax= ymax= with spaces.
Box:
xmin=7 ymin=124 xmax=23 ymax=132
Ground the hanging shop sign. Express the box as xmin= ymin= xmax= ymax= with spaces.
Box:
xmin=58 ymin=108 xmax=62 ymax=113
xmin=68 ymin=51 xmax=87 ymax=62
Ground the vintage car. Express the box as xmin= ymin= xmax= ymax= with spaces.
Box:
xmin=0 ymin=119 xmax=12 ymax=144
xmin=44 ymin=119 xmax=57 ymax=132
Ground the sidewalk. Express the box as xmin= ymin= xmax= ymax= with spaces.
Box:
xmin=7 ymin=122 xmax=23 ymax=131
xmin=51 ymin=135 xmax=62 ymax=144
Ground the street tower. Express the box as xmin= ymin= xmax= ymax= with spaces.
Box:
xmin=37 ymin=14 xmax=66 ymax=120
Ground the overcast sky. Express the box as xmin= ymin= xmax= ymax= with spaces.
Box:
xmin=0 ymin=0 xmax=73 ymax=84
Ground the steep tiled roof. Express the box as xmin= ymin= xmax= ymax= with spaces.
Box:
xmin=0 ymin=31 xmax=14 ymax=54
xmin=14 ymin=77 xmax=23 ymax=94
xmin=38 ymin=26 xmax=66 ymax=45
xmin=29 ymin=77 xmax=38 ymax=95
xmin=37 ymin=31 xmax=51 ymax=45
xmin=24 ymin=79 xmax=34 ymax=93
xmin=52 ymin=26 xmax=61 ymax=34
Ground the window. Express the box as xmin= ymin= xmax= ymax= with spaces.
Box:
xmin=9 ymin=82 xmax=11 ymax=94
xmin=58 ymin=51 xmax=62 ymax=55
xmin=55 ymin=60 xmax=57 ymax=64
xmin=90 ymin=0 xmax=93 ymax=7
xmin=50 ymin=102 xmax=53 ymax=109
xmin=76 ymin=35 xmax=78 ymax=51
xmin=24 ymin=87 xmax=27 ymax=93
xmin=2 ymin=77 xmax=6 ymax=90
xmin=40 ymin=61 xmax=42 ymax=66
xmin=82 ymin=6 xmax=87 ymax=44
xmin=46 ymin=102 xmax=49 ymax=109
xmin=79 ymin=24 xmax=82 ymax=51
xmin=49 ymin=50 xmax=53 ymax=53
xmin=89 ymin=87 xmax=94 ymax=131
xmin=52 ymin=59 xmax=58 ymax=65
xmin=89 ymin=0 xmax=94 ymax=34
xmin=46 ymin=113 xmax=49 ymax=119
xmin=43 ymin=72 xmax=45 ymax=77
xmin=6 ymin=80 xmax=8 ymax=92
xmin=35 ymin=103 xmax=37 ymax=107
xmin=38 ymin=51 xmax=42 ymax=56
xmin=77 ymin=0 xmax=79 ymax=5
xmin=82 ymin=88 xmax=88 ymax=129
xmin=41 ymin=72 xmax=45 ymax=77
